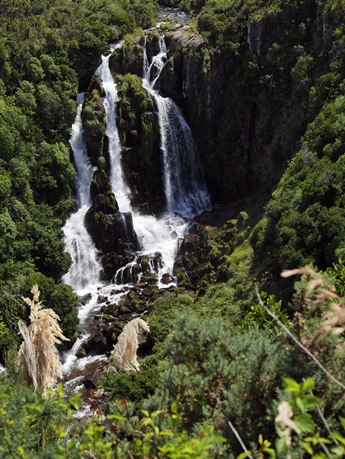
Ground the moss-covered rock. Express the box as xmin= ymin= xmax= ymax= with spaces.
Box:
xmin=81 ymin=74 xmax=106 ymax=166
xmin=89 ymin=169 xmax=119 ymax=214
xmin=85 ymin=209 xmax=138 ymax=257
xmin=110 ymin=34 xmax=145 ymax=76
xmin=116 ymin=72 xmax=162 ymax=215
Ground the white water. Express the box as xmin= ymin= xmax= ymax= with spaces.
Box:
xmin=62 ymin=35 xmax=211 ymax=380
xmin=62 ymin=94 xmax=102 ymax=292
xmin=142 ymin=36 xmax=211 ymax=219
xmin=95 ymin=41 xmax=131 ymax=212
xmin=95 ymin=42 xmax=189 ymax=284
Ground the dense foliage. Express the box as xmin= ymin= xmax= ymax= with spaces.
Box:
xmin=3 ymin=267 xmax=345 ymax=457
xmin=3 ymin=0 xmax=345 ymax=456
xmin=0 ymin=0 xmax=158 ymax=360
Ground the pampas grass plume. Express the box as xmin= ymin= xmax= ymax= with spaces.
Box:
xmin=16 ymin=284 xmax=69 ymax=391
xmin=110 ymin=318 xmax=150 ymax=372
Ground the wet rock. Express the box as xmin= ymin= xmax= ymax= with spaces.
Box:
xmin=90 ymin=169 xmax=119 ymax=214
xmin=85 ymin=209 xmax=139 ymax=272
xmin=118 ymin=304 xmax=132 ymax=315
xmin=188 ymin=222 xmax=208 ymax=241
xmin=84 ymin=332 xmax=108 ymax=354
xmin=147 ymin=273 xmax=159 ymax=285
xmin=102 ymin=314 xmax=115 ymax=322
xmin=84 ymin=370 xmax=102 ymax=389
xmin=101 ymin=303 xmax=119 ymax=316
xmin=97 ymin=295 xmax=108 ymax=303
xmin=142 ymin=287 xmax=154 ymax=298
xmin=195 ymin=261 xmax=212 ymax=277
xmin=135 ymin=281 xmax=148 ymax=288
xmin=161 ymin=273 xmax=174 ymax=284
xmin=179 ymin=233 xmax=201 ymax=255
xmin=175 ymin=267 xmax=193 ymax=289
xmin=80 ymin=293 xmax=92 ymax=305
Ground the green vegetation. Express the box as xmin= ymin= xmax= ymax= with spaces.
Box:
xmin=0 ymin=0 xmax=158 ymax=361
xmin=3 ymin=0 xmax=345 ymax=456
xmin=3 ymin=267 xmax=345 ymax=457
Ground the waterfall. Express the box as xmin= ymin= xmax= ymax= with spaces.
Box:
xmin=95 ymin=41 xmax=131 ymax=212
xmin=95 ymin=41 xmax=188 ymax=284
xmin=142 ymin=36 xmax=211 ymax=219
xmin=61 ymin=33 xmax=212 ymax=387
xmin=62 ymin=93 xmax=102 ymax=292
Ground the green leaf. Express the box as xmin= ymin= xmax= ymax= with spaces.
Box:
xmin=319 ymin=437 xmax=332 ymax=444
xmin=107 ymin=413 xmax=125 ymax=421
xmin=339 ymin=416 xmax=345 ymax=431
xmin=262 ymin=447 xmax=276 ymax=458
xmin=283 ymin=377 xmax=301 ymax=394
xmin=331 ymin=444 xmax=345 ymax=456
xmin=236 ymin=452 xmax=252 ymax=459
xmin=294 ymin=413 xmax=315 ymax=433
xmin=296 ymin=396 xmax=305 ymax=412
xmin=301 ymin=441 xmax=314 ymax=455
xmin=57 ymin=383 xmax=65 ymax=398
xmin=275 ymin=437 xmax=286 ymax=455
xmin=151 ymin=410 xmax=163 ymax=419
xmin=302 ymin=378 xmax=315 ymax=392
xmin=304 ymin=436 xmax=318 ymax=445
xmin=171 ymin=401 xmax=178 ymax=414
xmin=333 ymin=431 xmax=345 ymax=445
xmin=141 ymin=417 xmax=154 ymax=427
xmin=302 ymin=394 xmax=322 ymax=410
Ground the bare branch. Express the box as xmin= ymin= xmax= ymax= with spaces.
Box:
xmin=228 ymin=420 xmax=254 ymax=459
xmin=255 ymin=285 xmax=345 ymax=392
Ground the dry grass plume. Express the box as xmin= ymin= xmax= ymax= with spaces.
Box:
xmin=16 ymin=284 xmax=69 ymax=391
xmin=110 ymin=318 xmax=150 ymax=372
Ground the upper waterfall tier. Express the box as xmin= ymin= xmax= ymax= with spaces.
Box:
xmin=142 ymin=36 xmax=211 ymax=219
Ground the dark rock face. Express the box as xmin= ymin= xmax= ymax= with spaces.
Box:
xmin=85 ymin=208 xmax=138 ymax=259
xmin=159 ymin=32 xmax=239 ymax=201
xmin=155 ymin=4 xmax=328 ymax=204
xmin=89 ymin=169 xmax=119 ymax=214
xmin=247 ymin=21 xmax=265 ymax=56
xmin=116 ymin=72 xmax=163 ymax=216
xmin=83 ymin=163 xmax=139 ymax=281
xmin=81 ymin=74 xmax=106 ymax=167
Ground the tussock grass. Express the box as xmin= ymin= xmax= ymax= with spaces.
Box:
xmin=16 ymin=284 xmax=69 ymax=391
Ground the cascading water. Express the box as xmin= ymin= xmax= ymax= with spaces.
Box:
xmin=142 ymin=36 xmax=211 ymax=219
xmin=62 ymin=93 xmax=102 ymax=292
xmin=95 ymin=42 xmax=189 ymax=285
xmin=61 ymin=30 xmax=212 ymax=392
xmin=95 ymin=41 xmax=131 ymax=212
xmin=61 ymin=93 xmax=110 ymax=385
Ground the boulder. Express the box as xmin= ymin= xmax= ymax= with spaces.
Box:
xmin=161 ymin=273 xmax=174 ymax=284
xmin=84 ymin=332 xmax=108 ymax=354
xmin=85 ymin=209 xmax=139 ymax=255
xmin=84 ymin=370 xmax=102 ymax=389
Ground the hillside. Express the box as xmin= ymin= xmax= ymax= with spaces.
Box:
xmin=1 ymin=0 xmax=345 ymax=457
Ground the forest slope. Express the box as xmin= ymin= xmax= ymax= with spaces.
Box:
xmin=1 ymin=0 xmax=345 ymax=457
